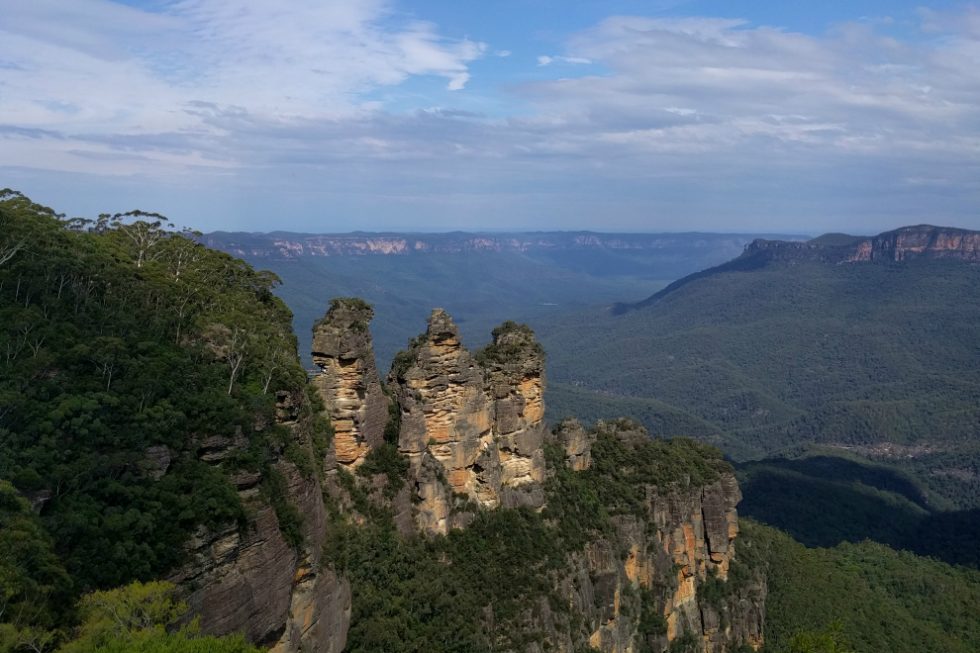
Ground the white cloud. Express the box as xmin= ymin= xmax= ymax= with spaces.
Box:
xmin=537 ymin=55 xmax=592 ymax=66
xmin=0 ymin=0 xmax=484 ymax=170
xmin=3 ymin=4 xmax=980 ymax=231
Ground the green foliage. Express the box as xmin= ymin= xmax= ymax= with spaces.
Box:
xmin=737 ymin=453 xmax=980 ymax=567
xmin=388 ymin=334 xmax=427 ymax=381
xmin=586 ymin=422 xmax=727 ymax=515
xmin=329 ymin=297 xmax=372 ymax=313
xmin=323 ymin=297 xmax=373 ymax=333
xmin=0 ymin=191 xmax=311 ymax=637
xmin=0 ymin=482 xmax=71 ymax=635
xmin=743 ymin=520 xmax=980 ymax=653
xmin=261 ymin=468 xmax=304 ymax=550
xmin=786 ymin=623 xmax=855 ymax=653
xmin=356 ymin=443 xmax=409 ymax=498
xmin=475 ymin=320 xmax=544 ymax=366
xmin=668 ymin=632 xmax=699 ymax=652
xmin=541 ymin=256 xmax=980 ymax=510
xmin=54 ymin=581 xmax=259 ymax=653
xmin=326 ymin=506 xmax=573 ymax=653
xmin=637 ymin=590 xmax=668 ymax=637
xmin=327 ymin=425 xmax=731 ymax=652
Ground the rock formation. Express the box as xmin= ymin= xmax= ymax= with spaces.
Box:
xmin=172 ymin=299 xmax=765 ymax=653
xmin=744 ymin=225 xmax=980 ymax=265
xmin=620 ymin=224 xmax=980 ymax=313
xmin=541 ymin=421 xmax=766 ymax=653
xmin=386 ymin=309 xmax=547 ymax=533
xmin=481 ymin=321 xmax=548 ymax=507
xmin=311 ymin=298 xmax=387 ymax=468
xmin=854 ymin=225 xmax=980 ymax=262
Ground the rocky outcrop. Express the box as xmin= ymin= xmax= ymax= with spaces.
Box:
xmin=388 ymin=309 xmax=499 ymax=531
xmin=311 ymin=298 xmax=387 ymax=468
xmin=480 ymin=322 xmax=548 ymax=508
xmin=554 ymin=418 xmax=594 ymax=472
xmin=173 ymin=299 xmax=764 ymax=653
xmin=386 ymin=309 xmax=549 ymax=533
xmin=535 ymin=422 xmax=766 ymax=653
xmin=622 ymin=225 xmax=980 ymax=312
xmin=852 ymin=225 xmax=980 ymax=262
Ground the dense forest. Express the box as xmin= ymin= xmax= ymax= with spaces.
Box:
xmin=0 ymin=190 xmax=316 ymax=651
xmin=543 ymin=252 xmax=980 ymax=519
xmin=744 ymin=521 xmax=980 ymax=653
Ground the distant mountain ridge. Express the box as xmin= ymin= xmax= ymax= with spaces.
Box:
xmin=203 ymin=230 xmax=802 ymax=259
xmin=618 ymin=224 xmax=980 ymax=313
xmin=747 ymin=224 xmax=980 ymax=264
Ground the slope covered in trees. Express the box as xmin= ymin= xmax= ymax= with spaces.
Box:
xmin=0 ymin=190 xmax=315 ymax=650
xmin=5 ymin=192 xmax=979 ymax=653
xmin=742 ymin=521 xmax=980 ymax=653
xmin=542 ymin=242 xmax=980 ymax=511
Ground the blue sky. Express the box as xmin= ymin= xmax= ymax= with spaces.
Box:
xmin=1 ymin=0 xmax=978 ymax=233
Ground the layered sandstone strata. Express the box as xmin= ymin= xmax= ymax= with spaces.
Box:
xmin=311 ymin=298 xmax=387 ymax=468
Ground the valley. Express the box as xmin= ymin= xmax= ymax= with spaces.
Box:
xmin=2 ymin=193 xmax=978 ymax=653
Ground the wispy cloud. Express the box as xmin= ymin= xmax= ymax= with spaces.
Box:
xmin=0 ymin=0 xmax=484 ymax=169
xmin=2 ymin=2 xmax=980 ymax=232
xmin=537 ymin=55 xmax=593 ymax=66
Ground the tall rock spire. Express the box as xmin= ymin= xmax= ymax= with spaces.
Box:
xmin=311 ymin=298 xmax=387 ymax=469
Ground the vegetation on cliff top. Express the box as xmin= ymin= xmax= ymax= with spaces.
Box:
xmin=327 ymin=420 xmax=731 ymax=652
xmin=0 ymin=191 xmax=311 ymax=647
xmin=475 ymin=320 xmax=545 ymax=367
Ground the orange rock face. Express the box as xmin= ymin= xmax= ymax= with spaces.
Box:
xmin=311 ymin=299 xmax=387 ymax=469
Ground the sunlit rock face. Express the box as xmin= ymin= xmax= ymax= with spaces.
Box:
xmin=480 ymin=320 xmax=548 ymax=508
xmin=383 ymin=310 xmax=549 ymax=532
xmin=855 ymin=226 xmax=980 ymax=262
xmin=311 ymin=298 xmax=387 ymax=469
xmin=543 ymin=422 xmax=764 ymax=653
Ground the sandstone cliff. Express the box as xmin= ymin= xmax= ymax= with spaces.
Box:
xmin=172 ymin=299 xmax=764 ymax=653
xmin=315 ymin=303 xmax=765 ymax=651
xmin=169 ymin=390 xmax=351 ymax=653
xmin=744 ymin=225 xmax=980 ymax=265
xmin=311 ymin=298 xmax=387 ymax=468
xmin=386 ymin=310 xmax=547 ymax=533
xmin=619 ymin=224 xmax=980 ymax=313
xmin=543 ymin=419 xmax=766 ymax=653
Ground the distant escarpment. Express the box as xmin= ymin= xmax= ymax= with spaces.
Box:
xmin=202 ymin=231 xmax=785 ymax=260
xmin=746 ymin=224 xmax=980 ymax=265
xmin=620 ymin=224 xmax=980 ymax=312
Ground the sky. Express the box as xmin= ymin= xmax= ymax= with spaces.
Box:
xmin=1 ymin=0 xmax=979 ymax=233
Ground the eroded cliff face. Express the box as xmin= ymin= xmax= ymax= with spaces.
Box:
xmin=170 ymin=391 xmax=351 ymax=653
xmin=744 ymin=225 xmax=980 ymax=265
xmin=852 ymin=225 xmax=980 ymax=262
xmin=310 ymin=299 xmax=387 ymax=468
xmin=173 ymin=299 xmax=764 ymax=653
xmin=385 ymin=310 xmax=547 ymax=533
xmin=545 ymin=420 xmax=766 ymax=653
